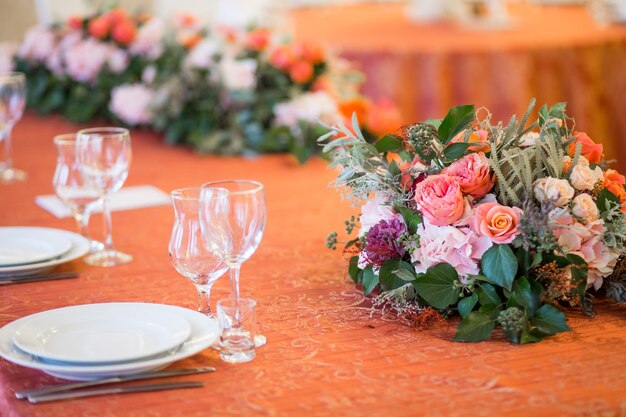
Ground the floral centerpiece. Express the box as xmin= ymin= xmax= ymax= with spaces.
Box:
xmin=7 ymin=7 xmax=400 ymax=162
xmin=323 ymin=100 xmax=626 ymax=343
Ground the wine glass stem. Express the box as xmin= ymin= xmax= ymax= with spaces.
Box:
xmin=0 ymin=124 xmax=13 ymax=172
xmin=102 ymin=196 xmax=115 ymax=252
xmin=194 ymin=284 xmax=213 ymax=316
xmin=74 ymin=207 xmax=90 ymax=240
xmin=229 ymin=265 xmax=241 ymax=324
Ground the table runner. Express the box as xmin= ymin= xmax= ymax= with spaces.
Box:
xmin=0 ymin=113 xmax=625 ymax=416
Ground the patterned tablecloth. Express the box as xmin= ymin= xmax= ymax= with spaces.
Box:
xmin=0 ymin=113 xmax=625 ymax=416
xmin=291 ymin=3 xmax=626 ymax=172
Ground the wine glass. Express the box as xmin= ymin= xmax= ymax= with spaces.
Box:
xmin=169 ymin=187 xmax=228 ymax=317
xmin=199 ymin=180 xmax=267 ymax=346
xmin=76 ymin=127 xmax=132 ymax=267
xmin=53 ymin=133 xmax=104 ymax=253
xmin=0 ymin=72 xmax=26 ymax=183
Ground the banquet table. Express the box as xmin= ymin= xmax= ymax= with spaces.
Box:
xmin=291 ymin=3 xmax=626 ymax=172
xmin=1 ymin=113 xmax=626 ymax=417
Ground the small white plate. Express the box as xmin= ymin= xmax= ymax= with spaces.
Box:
xmin=13 ymin=304 xmax=192 ymax=364
xmin=0 ymin=303 xmax=219 ymax=380
xmin=0 ymin=228 xmax=73 ymax=267
xmin=0 ymin=229 xmax=89 ymax=277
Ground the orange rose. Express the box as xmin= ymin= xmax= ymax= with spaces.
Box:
xmin=338 ymin=97 xmax=370 ymax=122
xmin=246 ymin=29 xmax=270 ymax=51
xmin=605 ymin=181 xmax=626 ymax=212
xmin=365 ymin=99 xmax=402 ymax=137
xmin=472 ymin=202 xmax=523 ymax=244
xmin=604 ymin=169 xmax=626 ymax=186
xmin=88 ymin=17 xmax=110 ymax=39
xmin=289 ymin=61 xmax=313 ymax=84
xmin=297 ymin=42 xmax=325 ymax=64
xmin=105 ymin=8 xmax=129 ymax=25
xmin=269 ymin=45 xmax=295 ymax=70
xmin=451 ymin=129 xmax=490 ymax=153
xmin=182 ymin=33 xmax=202 ymax=49
xmin=568 ymin=132 xmax=603 ymax=164
xmin=112 ymin=19 xmax=137 ymax=45
xmin=67 ymin=16 xmax=83 ymax=30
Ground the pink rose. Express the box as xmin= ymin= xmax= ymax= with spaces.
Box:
xmin=414 ymin=175 xmax=464 ymax=226
xmin=577 ymin=235 xmax=620 ymax=290
xmin=472 ymin=202 xmax=523 ymax=244
xmin=109 ymin=83 xmax=154 ymax=126
xmin=442 ymin=152 xmax=495 ymax=198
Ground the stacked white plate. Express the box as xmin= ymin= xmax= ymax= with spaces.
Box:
xmin=0 ymin=227 xmax=90 ymax=277
xmin=0 ymin=303 xmax=220 ymax=380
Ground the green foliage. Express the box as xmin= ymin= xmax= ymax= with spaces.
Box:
xmin=379 ymin=260 xmax=415 ymax=292
xmin=362 ymin=267 xmax=379 ymax=296
xmin=412 ymin=263 xmax=460 ymax=309
xmin=453 ymin=311 xmax=496 ymax=342
xmin=438 ymin=104 xmax=475 ymax=145
xmin=457 ymin=293 xmax=478 ymax=318
xmin=481 ymin=245 xmax=518 ymax=291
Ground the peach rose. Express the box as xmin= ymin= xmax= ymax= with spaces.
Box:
xmin=88 ymin=17 xmax=110 ymax=39
xmin=562 ymin=156 xmax=573 ymax=174
xmin=569 ymin=160 xmax=603 ymax=191
xmin=289 ymin=60 xmax=313 ymax=84
xmin=442 ymin=152 xmax=495 ymax=198
xmin=365 ymin=99 xmax=402 ymax=137
xmin=472 ymin=202 xmax=523 ymax=244
xmin=533 ymin=177 xmax=575 ymax=207
xmin=269 ymin=45 xmax=295 ymax=70
xmin=604 ymin=169 xmax=626 ymax=187
xmin=568 ymin=132 xmax=603 ymax=165
xmin=246 ymin=29 xmax=271 ymax=51
xmin=414 ymin=175 xmax=464 ymax=226
xmin=111 ymin=19 xmax=137 ymax=45
xmin=519 ymin=131 xmax=540 ymax=148
xmin=451 ymin=129 xmax=490 ymax=152
xmin=571 ymin=193 xmax=599 ymax=224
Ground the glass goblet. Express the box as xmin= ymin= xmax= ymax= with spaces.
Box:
xmin=169 ymin=187 xmax=228 ymax=317
xmin=199 ymin=180 xmax=267 ymax=346
xmin=76 ymin=127 xmax=132 ymax=267
xmin=0 ymin=72 xmax=27 ymax=183
xmin=53 ymin=133 xmax=103 ymax=253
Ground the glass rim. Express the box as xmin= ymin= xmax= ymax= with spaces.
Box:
xmin=77 ymin=127 xmax=130 ymax=138
xmin=201 ymin=180 xmax=264 ymax=196
xmin=170 ymin=187 xmax=201 ymax=201
xmin=0 ymin=72 xmax=25 ymax=82
xmin=53 ymin=133 xmax=77 ymax=145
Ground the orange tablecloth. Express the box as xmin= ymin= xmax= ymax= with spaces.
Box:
xmin=1 ymin=114 xmax=626 ymax=417
xmin=291 ymin=4 xmax=626 ymax=171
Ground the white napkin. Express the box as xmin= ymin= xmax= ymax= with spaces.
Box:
xmin=36 ymin=185 xmax=171 ymax=219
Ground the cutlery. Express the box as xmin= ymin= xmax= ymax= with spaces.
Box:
xmin=16 ymin=367 xmax=216 ymax=399
xmin=28 ymin=381 xmax=204 ymax=403
xmin=0 ymin=271 xmax=78 ymax=285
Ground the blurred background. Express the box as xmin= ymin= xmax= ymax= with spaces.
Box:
xmin=2 ymin=0 xmax=625 ymax=167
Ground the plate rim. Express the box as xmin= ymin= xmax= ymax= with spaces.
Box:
xmin=0 ymin=303 xmax=219 ymax=379
xmin=0 ymin=228 xmax=73 ymax=267
xmin=12 ymin=304 xmax=192 ymax=364
xmin=0 ymin=227 xmax=89 ymax=276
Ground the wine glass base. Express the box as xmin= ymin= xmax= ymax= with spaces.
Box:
xmin=0 ymin=168 xmax=27 ymax=184
xmin=88 ymin=240 xmax=105 ymax=254
xmin=254 ymin=334 xmax=267 ymax=348
xmin=83 ymin=250 xmax=132 ymax=267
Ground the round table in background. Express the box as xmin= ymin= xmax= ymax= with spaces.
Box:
xmin=291 ymin=3 xmax=626 ymax=171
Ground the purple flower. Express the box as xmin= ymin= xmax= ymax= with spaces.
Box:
xmin=362 ymin=217 xmax=407 ymax=267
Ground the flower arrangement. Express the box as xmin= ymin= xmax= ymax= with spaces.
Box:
xmin=6 ymin=7 xmax=400 ymax=162
xmin=323 ymin=100 xmax=626 ymax=343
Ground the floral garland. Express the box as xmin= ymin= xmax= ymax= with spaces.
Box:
xmin=5 ymin=8 xmax=401 ymax=162
xmin=323 ymin=100 xmax=626 ymax=343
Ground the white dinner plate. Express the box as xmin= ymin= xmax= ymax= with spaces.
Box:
xmin=0 ymin=227 xmax=73 ymax=267
xmin=13 ymin=304 xmax=192 ymax=364
xmin=0 ymin=303 xmax=219 ymax=380
xmin=0 ymin=228 xmax=89 ymax=277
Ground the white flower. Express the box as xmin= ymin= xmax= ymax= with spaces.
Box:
xmin=519 ymin=131 xmax=540 ymax=147
xmin=571 ymin=193 xmax=599 ymax=224
xmin=130 ymin=18 xmax=165 ymax=59
xmin=17 ymin=26 xmax=55 ymax=62
xmin=142 ymin=65 xmax=157 ymax=85
xmin=64 ymin=38 xmax=110 ymax=83
xmin=109 ymin=83 xmax=154 ymax=126
xmin=219 ymin=57 xmax=257 ymax=91
xmin=569 ymin=158 xmax=603 ymax=191
xmin=533 ymin=177 xmax=575 ymax=207
xmin=184 ymin=39 xmax=219 ymax=69
xmin=107 ymin=47 xmax=129 ymax=74
xmin=358 ymin=193 xmax=396 ymax=237
xmin=274 ymin=91 xmax=339 ymax=128
xmin=0 ymin=43 xmax=16 ymax=75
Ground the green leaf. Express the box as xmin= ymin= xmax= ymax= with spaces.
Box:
xmin=393 ymin=268 xmax=416 ymax=282
xmin=412 ymin=263 xmax=459 ymax=309
xmin=476 ymin=283 xmax=501 ymax=306
xmin=531 ymin=304 xmax=571 ymax=335
xmin=565 ymin=254 xmax=586 ymax=265
xmin=458 ymin=293 xmax=478 ymax=318
xmin=388 ymin=160 xmax=401 ymax=178
xmin=394 ymin=206 xmax=422 ymax=234
xmin=444 ymin=142 xmax=472 ymax=161
xmin=379 ymin=260 xmax=414 ymax=291
xmin=362 ymin=267 xmax=379 ymax=296
xmin=521 ymin=328 xmax=545 ymax=344
xmin=374 ymin=135 xmax=403 ymax=153
xmin=481 ymin=244 xmax=518 ymax=291
xmin=597 ymin=188 xmax=621 ymax=212
xmin=348 ymin=256 xmax=361 ymax=284
xmin=507 ymin=276 xmax=540 ymax=317
xmin=424 ymin=118 xmax=442 ymax=129
xmin=453 ymin=311 xmax=496 ymax=342
xmin=437 ymin=104 xmax=475 ymax=144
